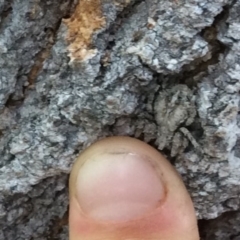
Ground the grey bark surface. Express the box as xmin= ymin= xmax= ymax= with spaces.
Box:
xmin=0 ymin=0 xmax=240 ymax=239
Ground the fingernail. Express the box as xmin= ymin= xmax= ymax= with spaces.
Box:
xmin=75 ymin=152 xmax=165 ymax=222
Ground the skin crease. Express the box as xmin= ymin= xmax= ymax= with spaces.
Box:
xmin=69 ymin=136 xmax=200 ymax=240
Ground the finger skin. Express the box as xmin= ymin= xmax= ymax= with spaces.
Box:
xmin=69 ymin=136 xmax=200 ymax=240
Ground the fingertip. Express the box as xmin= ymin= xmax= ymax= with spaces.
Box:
xmin=69 ymin=136 xmax=199 ymax=240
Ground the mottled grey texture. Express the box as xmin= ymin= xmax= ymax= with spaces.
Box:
xmin=0 ymin=0 xmax=240 ymax=239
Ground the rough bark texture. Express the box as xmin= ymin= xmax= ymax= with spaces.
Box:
xmin=0 ymin=0 xmax=240 ymax=239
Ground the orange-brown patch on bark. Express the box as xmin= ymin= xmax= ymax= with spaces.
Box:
xmin=63 ymin=0 xmax=106 ymax=62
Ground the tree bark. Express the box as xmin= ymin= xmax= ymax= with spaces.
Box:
xmin=0 ymin=0 xmax=240 ymax=239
